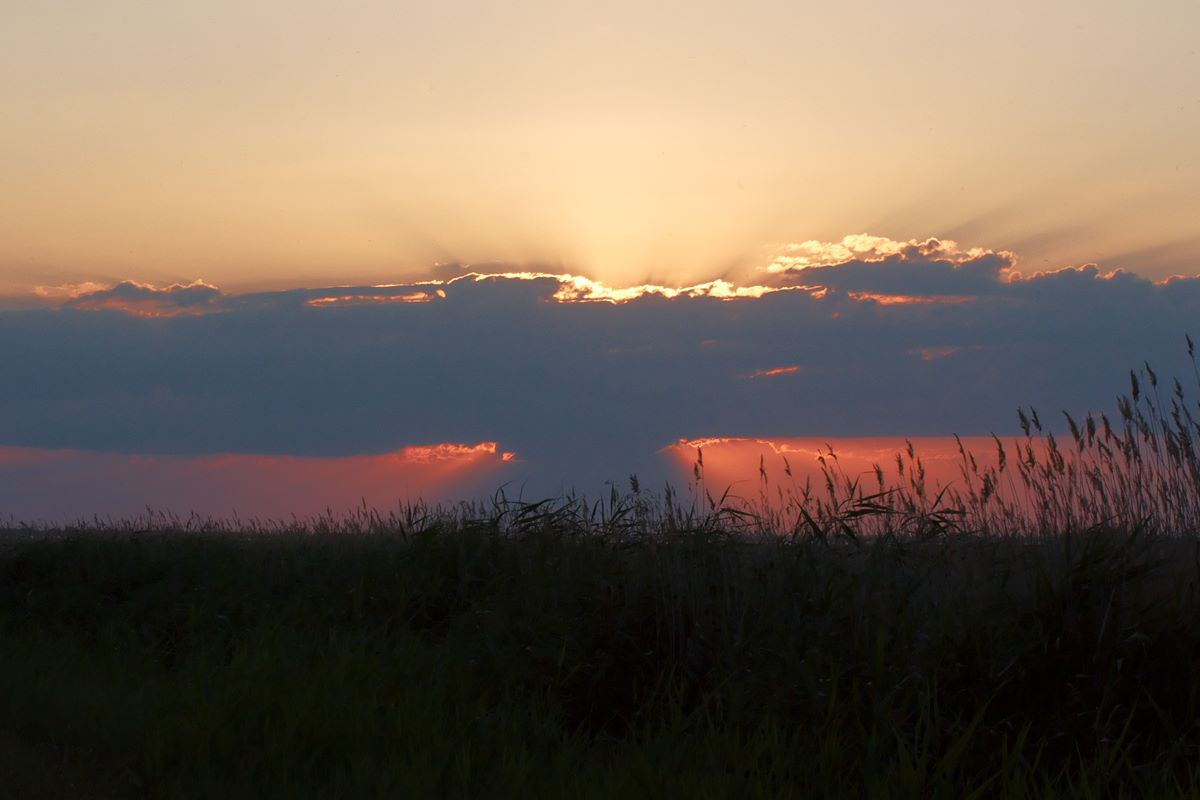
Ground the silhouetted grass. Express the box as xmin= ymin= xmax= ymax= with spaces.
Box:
xmin=3 ymin=345 xmax=1200 ymax=797
xmin=4 ymin=506 xmax=1200 ymax=797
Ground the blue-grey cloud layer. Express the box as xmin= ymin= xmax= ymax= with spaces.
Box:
xmin=4 ymin=250 xmax=1199 ymax=488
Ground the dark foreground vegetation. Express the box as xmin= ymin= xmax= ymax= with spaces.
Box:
xmin=3 ymin=355 xmax=1200 ymax=797
xmin=1 ymin=508 xmax=1199 ymax=798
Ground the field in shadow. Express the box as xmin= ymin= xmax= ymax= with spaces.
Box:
xmin=3 ymin=349 xmax=1200 ymax=797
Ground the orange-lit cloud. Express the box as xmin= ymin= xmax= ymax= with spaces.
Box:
xmin=63 ymin=280 xmax=225 ymax=318
xmin=765 ymin=235 xmax=1007 ymax=275
xmin=51 ymin=235 xmax=1124 ymax=320
xmin=764 ymin=236 xmax=1019 ymax=301
xmin=0 ymin=442 xmax=517 ymax=522
xmin=398 ymin=441 xmax=515 ymax=464
xmin=305 ymin=289 xmax=445 ymax=308
xmin=662 ymin=435 xmax=999 ymax=504
xmin=548 ymin=275 xmax=782 ymax=303
xmin=52 ymin=272 xmax=817 ymax=317
xmin=845 ymin=292 xmax=977 ymax=305
xmin=33 ymin=282 xmax=110 ymax=300
xmin=9 ymin=236 xmax=1200 ymax=509
xmin=908 ymin=346 xmax=961 ymax=361
xmin=747 ymin=365 xmax=804 ymax=379
xmin=444 ymin=271 xmax=791 ymax=303
xmin=1006 ymin=264 xmax=1136 ymax=286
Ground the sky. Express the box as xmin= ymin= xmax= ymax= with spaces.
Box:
xmin=2 ymin=2 xmax=1199 ymax=519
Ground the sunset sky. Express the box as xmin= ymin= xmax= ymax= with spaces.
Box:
xmin=3 ymin=1 xmax=1199 ymax=519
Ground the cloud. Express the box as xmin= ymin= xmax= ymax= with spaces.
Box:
xmin=33 ymin=281 xmax=110 ymax=299
xmin=63 ymin=280 xmax=226 ymax=317
xmin=661 ymin=435 xmax=999 ymax=500
xmin=766 ymin=234 xmax=1016 ymax=300
xmin=765 ymin=234 xmax=1000 ymax=272
xmin=746 ymin=365 xmax=804 ymax=379
xmin=3 ymin=235 xmax=1199 ymax=500
xmin=0 ymin=443 xmax=515 ymax=522
xmin=40 ymin=271 xmax=794 ymax=316
xmin=304 ymin=290 xmax=445 ymax=308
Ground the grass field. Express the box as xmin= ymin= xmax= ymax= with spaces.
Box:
xmin=2 ymin=504 xmax=1199 ymax=798
xmin=3 ymin=357 xmax=1200 ymax=797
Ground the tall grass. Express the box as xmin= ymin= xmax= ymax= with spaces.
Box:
xmin=688 ymin=339 xmax=1200 ymax=540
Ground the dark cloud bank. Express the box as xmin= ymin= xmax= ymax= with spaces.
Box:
xmin=3 ymin=239 xmax=1199 ymax=496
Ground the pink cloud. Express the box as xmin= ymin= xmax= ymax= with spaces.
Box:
xmin=0 ymin=443 xmax=517 ymax=523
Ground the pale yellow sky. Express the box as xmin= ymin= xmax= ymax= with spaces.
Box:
xmin=2 ymin=0 xmax=1198 ymax=294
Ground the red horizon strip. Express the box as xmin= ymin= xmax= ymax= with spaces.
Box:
xmin=0 ymin=442 xmax=518 ymax=521
xmin=0 ymin=442 xmax=514 ymax=466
